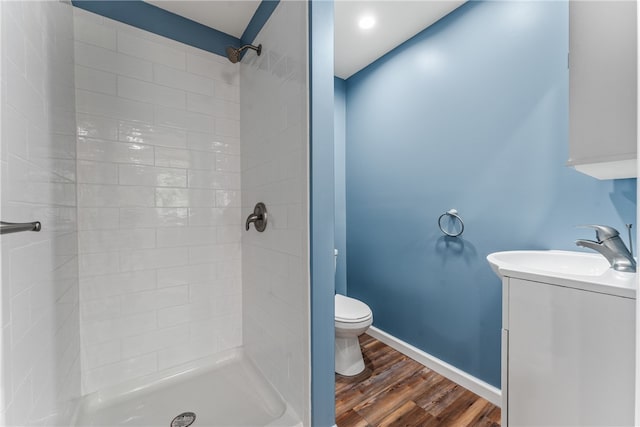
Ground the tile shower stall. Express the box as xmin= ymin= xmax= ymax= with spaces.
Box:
xmin=0 ymin=1 xmax=310 ymax=425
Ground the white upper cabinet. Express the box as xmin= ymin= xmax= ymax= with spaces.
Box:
xmin=568 ymin=1 xmax=637 ymax=179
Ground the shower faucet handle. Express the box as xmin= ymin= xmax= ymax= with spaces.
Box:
xmin=245 ymin=202 xmax=268 ymax=232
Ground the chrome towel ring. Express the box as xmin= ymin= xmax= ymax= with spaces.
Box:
xmin=438 ymin=209 xmax=464 ymax=237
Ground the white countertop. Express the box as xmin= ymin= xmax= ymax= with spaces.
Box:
xmin=488 ymin=250 xmax=637 ymax=299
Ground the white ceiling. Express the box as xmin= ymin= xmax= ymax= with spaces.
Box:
xmin=145 ymin=0 xmax=465 ymax=79
xmin=334 ymin=1 xmax=466 ymax=79
xmin=146 ymin=1 xmax=261 ymax=39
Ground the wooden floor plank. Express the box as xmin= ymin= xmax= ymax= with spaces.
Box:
xmin=336 ymin=344 xmax=410 ymax=396
xmin=461 ymin=399 xmax=497 ymax=426
xmin=471 ymin=405 xmax=502 ymax=427
xmin=439 ymin=395 xmax=492 ymax=426
xmin=431 ymin=388 xmax=480 ymax=423
xmin=414 ymin=379 xmax=459 ymax=411
xmin=336 ymin=357 xmax=417 ymax=415
xmin=377 ymin=401 xmax=440 ymax=427
xmin=336 ymin=409 xmax=373 ymax=427
xmin=336 ymin=334 xmax=501 ymax=427
xmin=354 ymin=368 xmax=434 ymax=425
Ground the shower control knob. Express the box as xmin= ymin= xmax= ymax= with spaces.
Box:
xmin=245 ymin=202 xmax=268 ymax=232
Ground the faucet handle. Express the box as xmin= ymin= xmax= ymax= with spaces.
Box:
xmin=579 ymin=224 xmax=620 ymax=242
xmin=245 ymin=202 xmax=268 ymax=232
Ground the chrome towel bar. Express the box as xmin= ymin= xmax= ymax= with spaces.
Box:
xmin=0 ymin=221 xmax=41 ymax=235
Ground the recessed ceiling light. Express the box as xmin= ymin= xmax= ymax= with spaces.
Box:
xmin=358 ymin=15 xmax=375 ymax=30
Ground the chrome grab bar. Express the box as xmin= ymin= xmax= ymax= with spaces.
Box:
xmin=0 ymin=221 xmax=41 ymax=235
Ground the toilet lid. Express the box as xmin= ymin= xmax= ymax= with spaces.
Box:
xmin=335 ymin=294 xmax=372 ymax=322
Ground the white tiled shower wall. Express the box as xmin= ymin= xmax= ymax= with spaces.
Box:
xmin=73 ymin=9 xmax=243 ymax=393
xmin=0 ymin=2 xmax=310 ymax=421
xmin=1 ymin=1 xmax=81 ymax=425
xmin=241 ymin=1 xmax=310 ymax=424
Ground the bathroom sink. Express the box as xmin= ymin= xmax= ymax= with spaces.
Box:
xmin=486 ymin=250 xmax=636 ymax=298
xmin=487 ymin=250 xmax=610 ymax=278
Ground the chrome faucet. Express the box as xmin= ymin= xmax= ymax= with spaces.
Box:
xmin=575 ymin=225 xmax=636 ymax=272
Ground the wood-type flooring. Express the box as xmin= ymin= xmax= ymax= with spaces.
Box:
xmin=335 ymin=334 xmax=501 ymax=427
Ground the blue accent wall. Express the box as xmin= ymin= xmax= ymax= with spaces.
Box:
xmin=343 ymin=0 xmax=637 ymax=387
xmin=335 ymin=77 xmax=347 ymax=295
xmin=310 ymin=0 xmax=336 ymax=425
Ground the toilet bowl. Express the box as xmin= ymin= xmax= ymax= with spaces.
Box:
xmin=335 ymin=294 xmax=373 ymax=376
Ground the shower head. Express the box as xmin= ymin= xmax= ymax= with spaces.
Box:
xmin=225 ymin=44 xmax=262 ymax=63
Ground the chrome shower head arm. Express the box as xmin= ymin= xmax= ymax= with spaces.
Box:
xmin=225 ymin=44 xmax=262 ymax=63
xmin=238 ymin=44 xmax=262 ymax=55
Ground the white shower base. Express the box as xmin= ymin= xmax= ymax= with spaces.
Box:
xmin=73 ymin=349 xmax=302 ymax=427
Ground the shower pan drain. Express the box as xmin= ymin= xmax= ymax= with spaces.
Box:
xmin=170 ymin=412 xmax=196 ymax=427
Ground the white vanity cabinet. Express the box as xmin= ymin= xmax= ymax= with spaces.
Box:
xmin=501 ymin=277 xmax=635 ymax=426
xmin=568 ymin=0 xmax=637 ymax=179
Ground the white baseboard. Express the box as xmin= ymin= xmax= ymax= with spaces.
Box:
xmin=367 ymin=326 xmax=502 ymax=407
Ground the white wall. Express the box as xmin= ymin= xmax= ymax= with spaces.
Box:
xmin=240 ymin=2 xmax=310 ymax=423
xmin=73 ymin=9 xmax=243 ymax=394
xmin=0 ymin=1 xmax=81 ymax=424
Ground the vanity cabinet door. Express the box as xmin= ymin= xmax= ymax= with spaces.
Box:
xmin=568 ymin=0 xmax=637 ymax=179
xmin=506 ymin=278 xmax=634 ymax=426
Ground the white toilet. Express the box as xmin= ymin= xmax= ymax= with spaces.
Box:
xmin=335 ymin=293 xmax=373 ymax=376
